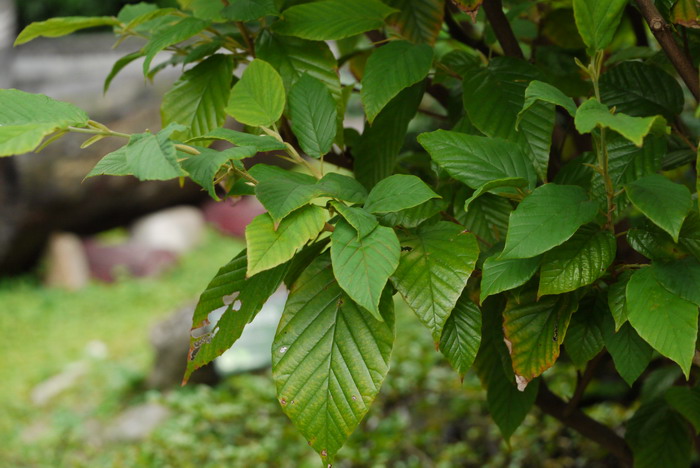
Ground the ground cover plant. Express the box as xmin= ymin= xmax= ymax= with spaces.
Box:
xmin=3 ymin=0 xmax=700 ymax=465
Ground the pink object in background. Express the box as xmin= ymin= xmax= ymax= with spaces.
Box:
xmin=202 ymin=197 xmax=266 ymax=238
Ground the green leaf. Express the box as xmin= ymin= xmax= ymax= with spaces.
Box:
xmin=186 ymin=128 xmax=286 ymax=151
xmin=226 ymin=59 xmax=286 ymax=127
xmin=608 ymin=271 xmax=632 ymax=331
xmin=222 ymin=0 xmax=278 ymax=21
xmin=626 ymin=399 xmax=692 ymax=468
xmin=480 ymin=254 xmax=541 ymax=304
xmin=392 ymin=222 xmax=479 ymax=342
xmin=626 ymin=267 xmax=698 ymax=378
xmin=354 ymin=82 xmax=424 ymax=188
xmin=503 ymin=292 xmax=578 ymax=388
xmin=315 ymin=173 xmax=368 ymax=204
xmin=142 ymin=17 xmax=208 ymax=75
xmin=122 ymin=126 xmax=185 ymax=180
xmin=246 ymin=205 xmax=327 ymax=277
xmin=459 ymin=193 xmax=512 ymax=246
xmin=418 ymin=130 xmax=537 ymax=190
xmin=627 ymin=223 xmax=686 ymax=262
xmin=272 ymin=0 xmax=397 ymax=40
xmin=625 ymin=175 xmax=692 ymax=242
xmin=104 ymin=51 xmax=144 ymax=94
xmin=361 ymin=40 xmax=433 ymax=123
xmin=179 ymin=0 xmax=226 ymax=19
xmin=272 ymin=255 xmax=394 ymax=465
xmin=385 ymin=0 xmax=444 ymax=45
xmin=331 ymin=220 xmax=400 ymax=319
xmin=0 ymin=89 xmax=89 ymax=156
xmin=439 ymin=294 xmax=482 ymax=379
xmin=363 ymin=174 xmax=439 ymax=214
xmin=600 ymin=62 xmax=685 ymax=120
xmin=564 ymin=300 xmax=605 ymax=368
xmin=475 ymin=300 xmax=539 ymax=440
xmin=283 ymin=239 xmax=330 ymax=289
xmin=607 ymin=133 xmax=666 ymax=188
xmin=575 ymin=99 xmax=668 ymax=147
xmin=330 ymin=203 xmax=378 ymax=239
xmin=15 ymin=16 xmax=120 ymax=45
xmin=603 ymin=320 xmax=653 ymax=386
xmin=181 ymin=146 xmax=257 ymax=198
xmin=118 ymin=3 xmax=158 ymax=23
xmin=666 ymin=387 xmax=700 ymax=434
xmin=462 ymin=58 xmax=551 ymax=181
xmin=85 ymin=146 xmax=132 ymax=178
xmin=185 ymin=249 xmax=288 ymax=381
xmin=519 ymin=80 xmax=577 ymax=119
xmin=573 ymin=0 xmax=628 ymax=51
xmin=379 ymin=198 xmax=446 ymax=228
xmin=653 ymin=258 xmax=700 ymax=307
xmin=288 ymin=74 xmax=337 ymax=158
xmin=463 ymin=178 xmax=528 ymax=212
xmin=161 ymin=54 xmax=233 ymax=141
xmin=538 ymin=226 xmax=616 ymax=297
xmin=501 ymin=184 xmax=599 ymax=259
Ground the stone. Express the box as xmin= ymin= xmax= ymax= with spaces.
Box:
xmin=202 ymin=196 xmax=266 ymax=238
xmin=83 ymin=239 xmax=177 ymax=282
xmin=131 ymin=206 xmax=206 ymax=254
xmin=31 ymin=362 xmax=88 ymax=406
xmin=44 ymin=232 xmax=90 ymax=290
xmin=106 ymin=402 xmax=171 ymax=442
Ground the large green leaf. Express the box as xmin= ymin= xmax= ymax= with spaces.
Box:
xmin=480 ymin=254 xmax=540 ymax=304
xmin=627 ymin=222 xmax=687 ymax=262
xmin=142 ymin=17 xmax=208 ymax=74
xmin=538 ymin=225 xmax=616 ymax=297
xmin=503 ymin=292 xmax=578 ymax=388
xmin=379 ymin=198 xmax=446 ymax=228
xmin=572 ymin=0 xmax=628 ymax=51
xmin=0 ymin=89 xmax=89 ymax=156
xmin=186 ymin=128 xmax=286 ymax=151
xmin=501 ymin=184 xmax=599 ymax=259
xmin=104 ymin=51 xmax=144 ymax=94
xmin=222 ymin=0 xmax=278 ymax=21
xmin=439 ymin=294 xmax=482 ymax=379
xmin=519 ymin=80 xmax=577 ymax=119
xmin=600 ymin=62 xmax=685 ymax=120
xmin=272 ymin=0 xmax=396 ymax=40
xmin=626 ymin=399 xmax=692 ymax=468
xmin=226 ymin=59 xmax=286 ymax=127
xmin=361 ymin=40 xmax=433 ymax=123
xmin=459 ymin=193 xmax=512 ymax=246
xmin=15 ymin=16 xmax=120 ymax=45
xmin=653 ymin=258 xmax=700 ymax=307
xmin=121 ymin=125 xmax=185 ymax=180
xmin=330 ymin=220 xmax=400 ymax=319
xmin=418 ymin=130 xmax=537 ymax=190
xmin=330 ymin=203 xmax=378 ymax=239
xmin=288 ymin=74 xmax=337 ymax=159
xmin=607 ymin=133 xmax=666 ymax=188
xmin=463 ymin=178 xmax=528 ymax=212
xmin=185 ymin=249 xmax=288 ymax=381
xmin=246 ymin=205 xmax=327 ymax=277
xmin=462 ymin=58 xmax=552 ymax=180
xmin=363 ymin=174 xmax=439 ymax=214
xmin=666 ymin=387 xmax=700 ymax=434
xmin=353 ymin=82 xmax=424 ymax=188
xmin=575 ymin=99 xmax=667 ymax=147
xmin=564 ymin=300 xmax=605 ymax=368
xmin=603 ymin=320 xmax=653 ymax=387
xmin=475 ymin=300 xmax=539 ymax=440
xmin=626 ymin=267 xmax=698 ymax=378
xmin=385 ymin=0 xmax=444 ymax=45
xmin=181 ymin=146 xmax=257 ymax=198
xmin=272 ymin=255 xmax=394 ymax=465
xmin=85 ymin=147 xmax=132 ymax=178
xmin=625 ymin=175 xmax=692 ymax=242
xmin=608 ymin=271 xmax=632 ymax=331
xmin=391 ymin=222 xmax=479 ymax=342
xmin=161 ymin=54 xmax=233 ymax=141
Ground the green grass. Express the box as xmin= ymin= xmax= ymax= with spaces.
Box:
xmin=0 ymin=230 xmax=243 ymax=434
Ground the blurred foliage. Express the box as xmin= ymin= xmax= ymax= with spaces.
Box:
xmin=17 ymin=0 xmax=178 ymax=29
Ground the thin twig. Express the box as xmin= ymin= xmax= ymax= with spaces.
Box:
xmin=482 ymin=0 xmax=524 ymax=59
xmin=635 ymin=0 xmax=700 ymax=101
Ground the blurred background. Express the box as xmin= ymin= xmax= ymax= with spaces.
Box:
xmin=0 ymin=1 xmax=622 ymax=466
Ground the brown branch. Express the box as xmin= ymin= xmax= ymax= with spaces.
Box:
xmin=536 ymin=383 xmax=633 ymax=467
xmin=564 ymin=352 xmax=605 ymax=417
xmin=635 ymin=0 xmax=700 ymax=102
xmin=482 ymin=0 xmax=524 ymax=59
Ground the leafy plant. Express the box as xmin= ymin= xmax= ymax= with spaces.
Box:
xmin=4 ymin=0 xmax=700 ymax=465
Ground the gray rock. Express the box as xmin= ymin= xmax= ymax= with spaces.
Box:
xmin=106 ymin=402 xmax=171 ymax=442
xmin=44 ymin=232 xmax=90 ymax=291
xmin=31 ymin=362 xmax=88 ymax=406
xmin=131 ymin=206 xmax=206 ymax=254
